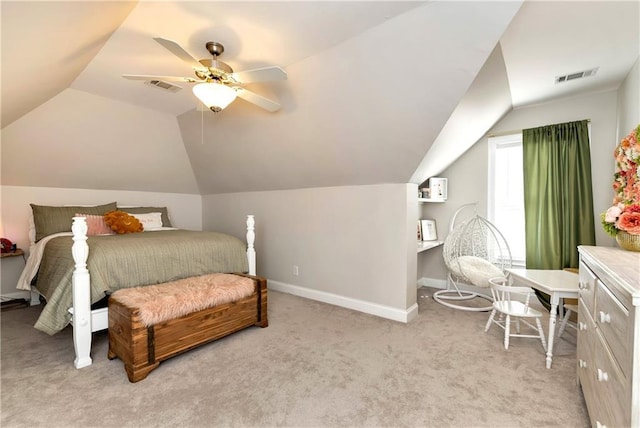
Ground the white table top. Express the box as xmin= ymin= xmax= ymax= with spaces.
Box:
xmin=507 ymin=268 xmax=579 ymax=294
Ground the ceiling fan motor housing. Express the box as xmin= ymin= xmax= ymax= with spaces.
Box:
xmin=206 ymin=42 xmax=224 ymax=56
xmin=198 ymin=42 xmax=233 ymax=77
xmin=198 ymin=59 xmax=233 ymax=75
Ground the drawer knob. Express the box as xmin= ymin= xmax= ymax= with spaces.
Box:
xmin=578 ymin=321 xmax=588 ymax=331
xmin=578 ymin=281 xmax=586 ymax=290
xmin=599 ymin=311 xmax=611 ymax=323
xmin=597 ymin=368 xmax=609 ymax=382
xmin=578 ymin=359 xmax=587 ymax=369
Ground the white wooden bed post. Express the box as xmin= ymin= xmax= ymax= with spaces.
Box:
xmin=71 ymin=216 xmax=92 ymax=369
xmin=246 ymin=215 xmax=256 ymax=276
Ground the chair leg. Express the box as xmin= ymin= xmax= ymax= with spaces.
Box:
xmin=558 ymin=308 xmax=572 ymax=339
xmin=504 ymin=315 xmax=510 ymax=350
xmin=515 ymin=317 xmax=521 ymax=334
xmin=535 ymin=317 xmax=547 ymax=352
xmin=485 ymin=309 xmax=497 ymax=332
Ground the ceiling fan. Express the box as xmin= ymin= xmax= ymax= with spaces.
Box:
xmin=123 ymin=37 xmax=287 ymax=113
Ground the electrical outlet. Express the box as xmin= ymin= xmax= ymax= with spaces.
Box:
xmin=293 ymin=265 xmax=299 ymax=276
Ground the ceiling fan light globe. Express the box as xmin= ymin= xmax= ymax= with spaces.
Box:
xmin=192 ymin=82 xmax=236 ymax=112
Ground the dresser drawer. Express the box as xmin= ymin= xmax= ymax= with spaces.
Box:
xmin=578 ymin=300 xmax=630 ymax=428
xmin=579 ymin=260 xmax=597 ymax=316
xmin=595 ymin=279 xmax=630 ymax=379
xmin=590 ymin=335 xmax=630 ymax=428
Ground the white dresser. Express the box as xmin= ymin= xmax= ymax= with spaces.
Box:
xmin=577 ymin=246 xmax=640 ymax=428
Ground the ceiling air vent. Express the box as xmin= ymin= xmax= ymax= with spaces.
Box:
xmin=144 ymin=80 xmax=182 ymax=93
xmin=555 ymin=67 xmax=599 ymax=84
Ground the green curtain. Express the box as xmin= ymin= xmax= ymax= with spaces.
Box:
xmin=522 ymin=120 xmax=596 ymax=271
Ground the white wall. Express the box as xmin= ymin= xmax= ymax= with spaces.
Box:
xmin=0 ymin=185 xmax=202 ymax=299
xmin=2 ymin=182 xmax=420 ymax=321
xmin=418 ymin=140 xmax=489 ymax=288
xmin=617 ymin=57 xmax=640 ymax=141
xmin=202 ymin=183 xmax=419 ymax=323
xmin=419 ymin=89 xmax=621 ymax=286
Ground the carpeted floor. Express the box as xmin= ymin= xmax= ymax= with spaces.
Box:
xmin=0 ymin=287 xmax=588 ymax=428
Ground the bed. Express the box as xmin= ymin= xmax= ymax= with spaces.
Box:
xmin=17 ymin=203 xmax=257 ymax=369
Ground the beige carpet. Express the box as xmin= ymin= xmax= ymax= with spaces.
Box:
xmin=1 ymin=287 xmax=589 ymax=427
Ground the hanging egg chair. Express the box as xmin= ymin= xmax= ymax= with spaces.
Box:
xmin=433 ymin=203 xmax=513 ymax=311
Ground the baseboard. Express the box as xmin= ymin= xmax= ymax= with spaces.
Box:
xmin=268 ymin=280 xmax=418 ymax=323
xmin=417 ymin=277 xmax=447 ymax=289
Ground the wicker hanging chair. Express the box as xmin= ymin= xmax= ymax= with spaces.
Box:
xmin=433 ymin=203 xmax=512 ymax=311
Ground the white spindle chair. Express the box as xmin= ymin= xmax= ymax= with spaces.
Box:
xmin=484 ymin=277 xmax=547 ymax=352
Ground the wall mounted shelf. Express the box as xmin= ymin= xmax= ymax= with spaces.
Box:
xmin=418 ymin=198 xmax=446 ymax=203
xmin=417 ymin=240 xmax=444 ymax=253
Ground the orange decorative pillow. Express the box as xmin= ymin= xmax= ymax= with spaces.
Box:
xmin=103 ymin=210 xmax=143 ymax=234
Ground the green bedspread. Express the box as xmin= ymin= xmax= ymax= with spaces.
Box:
xmin=34 ymin=230 xmax=249 ymax=335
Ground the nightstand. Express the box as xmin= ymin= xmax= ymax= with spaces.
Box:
xmin=0 ymin=248 xmax=26 ymax=262
xmin=1 ymin=248 xmax=29 ymax=310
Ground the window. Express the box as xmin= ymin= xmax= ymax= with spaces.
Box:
xmin=488 ymin=133 xmax=526 ymax=265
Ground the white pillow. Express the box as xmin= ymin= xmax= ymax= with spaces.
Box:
xmin=126 ymin=212 xmax=163 ymax=230
xmin=28 ymin=211 xmax=36 ymax=247
xmin=455 ymin=255 xmax=506 ymax=288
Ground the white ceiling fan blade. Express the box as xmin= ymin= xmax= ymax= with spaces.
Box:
xmin=153 ymin=37 xmax=202 ymax=69
xmin=230 ymin=66 xmax=287 ymax=84
xmin=235 ymin=88 xmax=282 ymax=112
xmin=122 ymin=74 xmax=200 ymax=83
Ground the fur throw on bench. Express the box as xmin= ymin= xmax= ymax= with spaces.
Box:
xmin=111 ymin=273 xmax=255 ymax=327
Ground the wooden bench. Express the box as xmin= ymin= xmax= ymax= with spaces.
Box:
xmin=107 ymin=273 xmax=268 ymax=382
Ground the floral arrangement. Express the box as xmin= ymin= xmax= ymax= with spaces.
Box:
xmin=602 ymin=124 xmax=640 ymax=236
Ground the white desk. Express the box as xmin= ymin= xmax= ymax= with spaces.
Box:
xmin=506 ymin=269 xmax=580 ymax=369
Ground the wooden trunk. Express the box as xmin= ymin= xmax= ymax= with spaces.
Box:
xmin=107 ymin=274 xmax=268 ymax=382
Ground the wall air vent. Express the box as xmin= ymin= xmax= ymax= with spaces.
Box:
xmin=144 ymin=80 xmax=182 ymax=92
xmin=555 ymin=67 xmax=598 ymax=84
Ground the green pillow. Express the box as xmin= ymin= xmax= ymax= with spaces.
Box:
xmin=31 ymin=202 xmax=117 ymax=242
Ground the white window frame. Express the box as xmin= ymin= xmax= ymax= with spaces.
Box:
xmin=488 ymin=133 xmax=525 ymax=267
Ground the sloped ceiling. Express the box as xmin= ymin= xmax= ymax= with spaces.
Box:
xmin=1 ymin=88 xmax=201 ymax=194
xmin=2 ymin=1 xmax=638 ymax=195
xmin=500 ymin=0 xmax=639 ymax=108
xmin=0 ymin=1 xmax=137 ymax=128
xmin=177 ymin=1 xmax=522 ymax=194
xmin=411 ymin=43 xmax=513 ymax=183
xmin=413 ymin=0 xmax=640 ymax=183
xmin=71 ymin=1 xmax=427 ymax=117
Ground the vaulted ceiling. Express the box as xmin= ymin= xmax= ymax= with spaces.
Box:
xmin=1 ymin=1 xmax=638 ymax=195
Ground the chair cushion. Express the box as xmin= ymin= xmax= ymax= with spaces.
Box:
xmin=455 ymin=256 xmax=506 ymax=288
